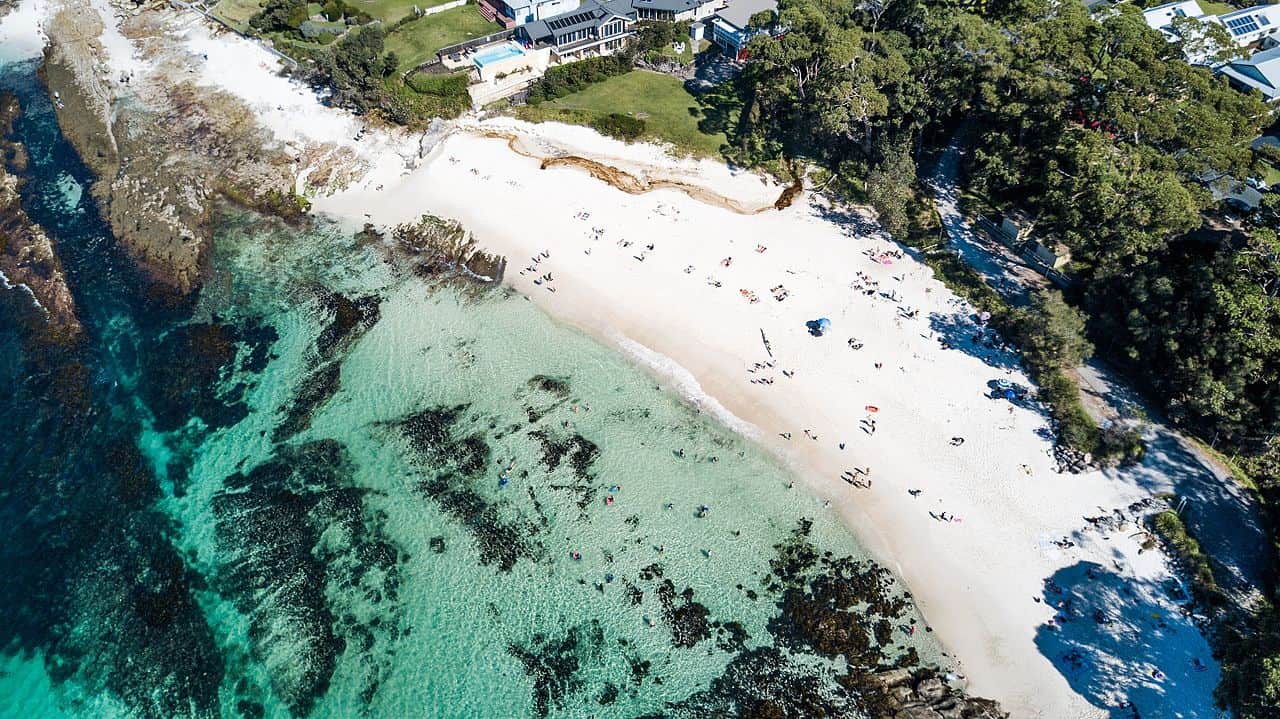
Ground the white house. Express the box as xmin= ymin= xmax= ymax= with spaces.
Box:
xmin=1217 ymin=44 xmax=1280 ymax=100
xmin=1144 ymin=0 xmax=1280 ymax=50
xmin=1215 ymin=4 xmax=1280 ymax=47
xmin=631 ymin=0 xmax=719 ymax=22
xmin=1142 ymin=0 xmax=1206 ymax=36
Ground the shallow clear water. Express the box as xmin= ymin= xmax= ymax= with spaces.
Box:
xmin=0 ymin=57 xmax=948 ymax=719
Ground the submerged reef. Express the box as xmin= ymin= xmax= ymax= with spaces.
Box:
xmin=212 ymin=440 xmax=406 ymax=716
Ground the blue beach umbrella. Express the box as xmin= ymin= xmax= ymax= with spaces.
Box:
xmin=805 ymin=318 xmax=832 ymax=336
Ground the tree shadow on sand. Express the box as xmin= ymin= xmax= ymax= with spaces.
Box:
xmin=926 ymin=310 xmax=1025 ymax=374
xmin=1035 ymin=559 xmax=1221 ymax=719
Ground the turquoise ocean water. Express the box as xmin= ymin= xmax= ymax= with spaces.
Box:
xmin=0 ymin=55 xmax=948 ymax=719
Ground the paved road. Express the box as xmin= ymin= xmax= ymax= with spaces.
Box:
xmin=928 ymin=134 xmax=1272 ymax=604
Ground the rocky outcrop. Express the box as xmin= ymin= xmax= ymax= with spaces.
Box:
xmin=869 ymin=669 xmax=1008 ymax=719
xmin=0 ymin=91 xmax=81 ymax=340
xmin=377 ymin=216 xmax=507 ymax=284
xmin=40 ymin=0 xmax=301 ymax=295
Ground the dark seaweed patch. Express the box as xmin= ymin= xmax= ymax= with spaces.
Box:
xmin=273 ymin=362 xmax=341 ymax=442
xmin=655 ymin=646 xmax=854 ymax=719
xmin=272 ymin=291 xmax=380 ymax=441
xmin=212 ymin=440 xmax=404 ymax=716
xmin=394 ymin=406 xmax=543 ymax=571
xmin=140 ymin=321 xmax=252 ymax=431
xmin=508 ymin=622 xmax=604 ymax=718
xmin=528 ymin=429 xmax=600 ymax=479
xmin=656 ymin=580 xmax=711 ymax=648
xmin=527 ymin=374 xmax=571 ymax=397
xmin=314 ymin=290 xmax=381 ymax=363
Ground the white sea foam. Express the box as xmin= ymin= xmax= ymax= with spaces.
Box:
xmin=0 ymin=0 xmax=52 ymax=66
xmin=613 ymin=332 xmax=761 ymax=440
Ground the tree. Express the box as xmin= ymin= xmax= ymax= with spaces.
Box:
xmin=865 ymin=138 xmax=915 ymax=239
xmin=314 ymin=26 xmax=398 ymax=116
xmin=249 ymin=0 xmax=308 ymax=34
xmin=1018 ymin=290 xmax=1093 ymax=369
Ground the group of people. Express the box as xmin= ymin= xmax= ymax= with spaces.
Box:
xmin=519 ymin=250 xmax=556 ymax=292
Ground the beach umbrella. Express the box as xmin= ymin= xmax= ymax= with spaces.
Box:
xmin=805 ymin=318 xmax=831 ymax=336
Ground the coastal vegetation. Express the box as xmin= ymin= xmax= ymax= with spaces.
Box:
xmin=235 ymin=0 xmax=492 ymax=122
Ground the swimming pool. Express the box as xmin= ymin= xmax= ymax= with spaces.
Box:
xmin=472 ymin=42 xmax=524 ymax=68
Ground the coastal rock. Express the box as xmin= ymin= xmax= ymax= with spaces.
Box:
xmin=387 ymin=215 xmax=507 ymax=285
xmin=870 ymin=669 xmax=1008 ymax=719
xmin=41 ymin=0 xmax=301 ymax=294
xmin=0 ymin=91 xmax=81 ymax=341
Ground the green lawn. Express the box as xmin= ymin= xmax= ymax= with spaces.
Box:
xmin=351 ymin=0 xmax=463 ymax=24
xmin=210 ymin=0 xmax=265 ymax=31
xmin=516 ymin=70 xmax=728 ymax=157
xmin=1199 ymin=0 xmax=1237 ymax=15
xmin=658 ymin=38 xmax=707 ymax=64
xmin=385 ymin=5 xmax=497 ymax=71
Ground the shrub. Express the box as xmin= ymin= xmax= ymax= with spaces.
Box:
xmin=1151 ymin=510 xmax=1221 ymax=602
xmin=590 ymin=113 xmax=645 ymax=141
xmin=527 ymin=55 xmax=632 ymax=103
xmin=401 ymin=71 xmax=472 ymax=120
xmin=249 ymin=0 xmax=309 ymax=34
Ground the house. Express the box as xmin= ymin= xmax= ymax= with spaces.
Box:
xmin=1142 ymin=0 xmax=1206 ymax=36
xmin=1214 ymin=4 xmax=1280 ymax=47
xmin=516 ymin=0 xmax=638 ymax=62
xmin=1144 ymin=0 xmax=1280 ymax=51
xmin=480 ymin=0 xmax=583 ymax=28
xmin=1216 ymin=44 xmax=1280 ymax=100
xmin=631 ymin=0 xmax=719 ymax=22
xmin=1027 ymin=239 xmax=1072 ymax=271
xmin=708 ymin=0 xmax=778 ymax=60
xmin=1206 ymin=172 xmax=1267 ymax=209
xmin=997 ymin=209 xmax=1036 ymax=246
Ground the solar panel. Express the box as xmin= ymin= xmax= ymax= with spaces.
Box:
xmin=1226 ymin=15 xmax=1260 ymax=36
xmin=547 ymin=10 xmax=593 ymax=29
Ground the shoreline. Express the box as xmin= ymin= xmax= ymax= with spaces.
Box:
xmin=314 ymin=124 xmax=1223 ymax=718
xmin=12 ymin=1 xmax=1228 ymax=716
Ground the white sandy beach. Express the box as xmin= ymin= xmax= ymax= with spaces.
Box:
xmin=315 ymin=124 xmax=1223 ymax=719
xmin=20 ymin=2 xmax=1229 ymax=716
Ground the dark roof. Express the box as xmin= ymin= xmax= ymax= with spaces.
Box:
xmin=521 ymin=0 xmax=635 ymax=42
xmin=631 ymin=0 xmax=712 ymax=13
